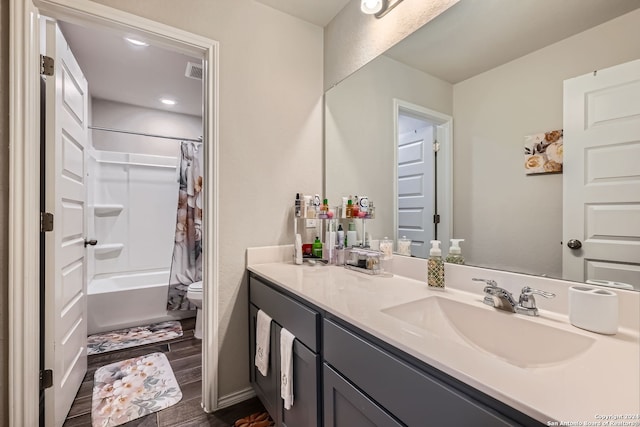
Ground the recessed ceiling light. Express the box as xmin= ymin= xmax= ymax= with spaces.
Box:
xmin=125 ymin=37 xmax=149 ymax=47
xmin=160 ymin=98 xmax=177 ymax=106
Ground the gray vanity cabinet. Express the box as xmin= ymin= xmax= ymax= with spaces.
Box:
xmin=249 ymin=272 xmax=543 ymax=427
xmin=249 ymin=276 xmax=321 ymax=427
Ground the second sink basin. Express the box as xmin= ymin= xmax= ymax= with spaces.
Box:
xmin=381 ymin=296 xmax=595 ymax=368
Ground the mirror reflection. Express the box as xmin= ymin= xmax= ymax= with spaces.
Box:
xmin=324 ymin=0 xmax=640 ymax=290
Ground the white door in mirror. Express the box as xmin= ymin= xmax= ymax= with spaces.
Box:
xmin=562 ymin=59 xmax=640 ymax=290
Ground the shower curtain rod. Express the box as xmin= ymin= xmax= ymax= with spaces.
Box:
xmin=89 ymin=125 xmax=202 ymax=143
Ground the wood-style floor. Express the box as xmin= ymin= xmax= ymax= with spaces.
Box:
xmin=64 ymin=317 xmax=266 ymax=426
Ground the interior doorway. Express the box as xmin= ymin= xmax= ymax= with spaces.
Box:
xmin=8 ymin=2 xmax=219 ymax=425
xmin=394 ymin=99 xmax=453 ymax=258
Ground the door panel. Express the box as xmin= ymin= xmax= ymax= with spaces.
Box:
xmin=397 ymin=123 xmax=434 ymax=258
xmin=43 ymin=18 xmax=89 ymax=427
xmin=563 ymin=59 xmax=640 ymax=289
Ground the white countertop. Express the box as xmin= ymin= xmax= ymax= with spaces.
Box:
xmin=248 ymin=260 xmax=640 ymax=424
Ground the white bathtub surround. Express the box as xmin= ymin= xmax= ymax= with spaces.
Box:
xmin=89 ymin=149 xmax=179 ymax=277
xmin=88 ymin=270 xmax=193 ymax=335
xmin=246 ymin=245 xmax=639 ymax=422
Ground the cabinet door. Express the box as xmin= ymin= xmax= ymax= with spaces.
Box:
xmin=323 ymin=364 xmax=403 ymax=427
xmin=281 ymin=337 xmax=320 ymax=427
xmin=250 ymin=304 xmax=279 ymax=419
xmin=324 ymin=319 xmax=515 ymax=426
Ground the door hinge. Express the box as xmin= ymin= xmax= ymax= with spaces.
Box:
xmin=40 ymin=55 xmax=54 ymax=76
xmin=41 ymin=212 xmax=54 ymax=232
xmin=433 ymin=214 xmax=441 ymax=224
xmin=433 ymin=140 xmax=440 ymax=152
xmin=40 ymin=369 xmax=53 ymax=390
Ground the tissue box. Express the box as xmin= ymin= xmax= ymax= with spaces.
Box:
xmin=568 ymin=286 xmax=618 ymax=335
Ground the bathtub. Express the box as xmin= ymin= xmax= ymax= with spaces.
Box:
xmin=87 ymin=270 xmax=195 ymax=335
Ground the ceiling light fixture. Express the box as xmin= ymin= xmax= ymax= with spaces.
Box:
xmin=125 ymin=37 xmax=149 ymax=47
xmin=361 ymin=0 xmax=404 ymax=18
xmin=160 ymin=98 xmax=176 ymax=106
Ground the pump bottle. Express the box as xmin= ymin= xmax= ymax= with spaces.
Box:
xmin=445 ymin=239 xmax=465 ymax=264
xmin=428 ymin=240 xmax=445 ymax=289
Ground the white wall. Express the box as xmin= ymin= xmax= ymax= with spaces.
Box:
xmin=453 ymin=9 xmax=640 ymax=277
xmin=89 ymin=0 xmax=324 ymax=398
xmin=325 ymin=55 xmax=452 ymax=241
xmin=324 ymin=0 xmax=458 ymax=90
xmin=91 ymin=98 xmax=201 ymax=157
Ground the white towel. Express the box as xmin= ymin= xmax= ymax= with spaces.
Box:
xmin=255 ymin=309 xmax=272 ymax=376
xmin=280 ymin=328 xmax=295 ymax=410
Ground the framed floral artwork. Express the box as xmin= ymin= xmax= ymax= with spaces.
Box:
xmin=524 ymin=129 xmax=563 ymax=174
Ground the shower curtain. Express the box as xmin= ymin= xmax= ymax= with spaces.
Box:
xmin=167 ymin=141 xmax=203 ymax=310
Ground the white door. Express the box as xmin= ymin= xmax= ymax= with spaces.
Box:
xmin=563 ymin=59 xmax=640 ymax=290
xmin=43 ymin=19 xmax=90 ymax=426
xmin=397 ymin=117 xmax=435 ymax=258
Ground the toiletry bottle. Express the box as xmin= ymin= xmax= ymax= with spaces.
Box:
xmin=303 ymin=195 xmax=311 ymax=218
xmin=294 ymin=193 xmax=302 ymax=218
xmin=367 ymin=201 xmax=375 ymax=219
xmin=445 ymin=239 xmax=465 ymax=264
xmin=341 ymin=197 xmax=348 ymax=219
xmin=346 ymin=199 xmax=353 ymax=218
xmin=312 ymin=236 xmax=323 ymax=258
xmin=347 ymin=222 xmax=358 ymax=248
xmin=319 ymin=198 xmax=329 ymax=218
xmin=337 ymin=224 xmax=345 ymax=249
xmin=428 ymin=240 xmax=445 ymax=289
xmin=325 ymin=221 xmax=336 ymax=262
xmin=358 ymin=196 xmax=368 ymax=215
xmin=352 ymin=196 xmax=360 ymax=218
xmin=294 ymin=234 xmax=303 ymax=265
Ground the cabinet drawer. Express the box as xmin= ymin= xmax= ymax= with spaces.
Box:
xmin=324 ymin=319 xmax=514 ymax=427
xmin=250 ymin=276 xmax=320 ymax=352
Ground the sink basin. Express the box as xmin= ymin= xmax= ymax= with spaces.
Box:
xmin=381 ymin=296 xmax=595 ymax=367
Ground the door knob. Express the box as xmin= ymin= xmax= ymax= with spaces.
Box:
xmin=84 ymin=238 xmax=98 ymax=247
xmin=567 ymin=239 xmax=582 ymax=250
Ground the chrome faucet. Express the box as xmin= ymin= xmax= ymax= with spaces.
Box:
xmin=516 ymin=286 xmax=556 ymax=316
xmin=472 ymin=278 xmax=555 ymax=316
xmin=473 ymin=278 xmax=517 ymax=312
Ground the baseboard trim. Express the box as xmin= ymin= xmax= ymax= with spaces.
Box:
xmin=217 ymin=387 xmax=256 ymax=410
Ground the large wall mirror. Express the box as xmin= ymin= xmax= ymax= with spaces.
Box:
xmin=325 ymin=0 xmax=640 ymax=290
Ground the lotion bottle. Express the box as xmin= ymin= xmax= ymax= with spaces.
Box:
xmin=428 ymin=240 xmax=445 ymax=289
xmin=445 ymin=239 xmax=465 ymax=264
xmin=294 ymin=234 xmax=303 ymax=265
xmin=337 ymin=224 xmax=345 ymax=249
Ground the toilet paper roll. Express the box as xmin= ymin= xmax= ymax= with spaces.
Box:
xmin=568 ymin=286 xmax=618 ymax=335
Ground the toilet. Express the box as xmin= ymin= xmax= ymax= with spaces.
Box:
xmin=186 ymin=281 xmax=203 ymax=339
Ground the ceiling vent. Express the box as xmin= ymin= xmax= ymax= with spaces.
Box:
xmin=185 ymin=62 xmax=203 ymax=80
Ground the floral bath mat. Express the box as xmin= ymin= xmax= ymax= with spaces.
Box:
xmin=87 ymin=321 xmax=183 ymax=355
xmin=92 ymin=352 xmax=182 ymax=427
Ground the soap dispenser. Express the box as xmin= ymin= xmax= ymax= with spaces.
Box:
xmin=428 ymin=240 xmax=445 ymax=289
xmin=445 ymin=239 xmax=465 ymax=264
